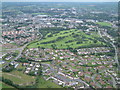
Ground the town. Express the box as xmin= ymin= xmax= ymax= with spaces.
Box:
xmin=1 ymin=2 xmax=120 ymax=89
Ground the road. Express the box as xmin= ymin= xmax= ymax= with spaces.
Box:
xmin=14 ymin=44 xmax=28 ymax=60
xmin=42 ymin=63 xmax=89 ymax=87
xmin=106 ymin=70 xmax=116 ymax=88
xmin=15 ymin=32 xmax=43 ymax=60
xmin=74 ymin=79 xmax=89 ymax=87
xmin=3 ymin=32 xmax=43 ymax=75
xmin=98 ymin=29 xmax=119 ymax=68
xmin=98 ymin=28 xmax=118 ymax=88
xmin=4 ymin=32 xmax=43 ymax=61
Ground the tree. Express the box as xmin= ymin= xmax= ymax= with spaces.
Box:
xmin=12 ymin=53 xmax=18 ymax=57
xmin=93 ymin=40 xmax=97 ymax=43
xmin=96 ymin=69 xmax=99 ymax=73
xmin=76 ymin=41 xmax=82 ymax=44
xmin=29 ymin=71 xmax=35 ymax=76
xmin=38 ymin=62 xmax=42 ymax=76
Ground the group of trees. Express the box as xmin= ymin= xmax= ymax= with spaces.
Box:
xmin=17 ymin=57 xmax=28 ymax=63
xmin=1 ymin=77 xmax=19 ymax=89
xmin=65 ymin=40 xmax=74 ymax=43
xmin=76 ymin=41 xmax=82 ymax=44
xmin=41 ymin=36 xmax=66 ymax=44
xmin=2 ymin=65 xmax=14 ymax=72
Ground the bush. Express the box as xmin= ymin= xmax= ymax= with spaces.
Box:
xmin=17 ymin=69 xmax=23 ymax=71
xmin=17 ymin=57 xmax=28 ymax=63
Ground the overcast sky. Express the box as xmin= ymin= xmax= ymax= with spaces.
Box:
xmin=2 ymin=0 xmax=119 ymax=2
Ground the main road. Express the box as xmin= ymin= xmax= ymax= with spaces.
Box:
xmin=98 ymin=28 xmax=118 ymax=88
xmin=98 ymin=29 xmax=119 ymax=68
xmin=15 ymin=32 xmax=43 ymax=60
xmin=4 ymin=31 xmax=43 ymax=61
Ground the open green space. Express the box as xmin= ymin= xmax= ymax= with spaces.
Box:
xmin=96 ymin=22 xmax=112 ymax=26
xmin=27 ymin=29 xmax=106 ymax=49
xmin=41 ymin=61 xmax=51 ymax=64
xmin=36 ymin=76 xmax=62 ymax=88
xmin=16 ymin=63 xmax=25 ymax=70
xmin=2 ymin=71 xmax=36 ymax=86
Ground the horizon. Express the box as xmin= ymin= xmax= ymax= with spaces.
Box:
xmin=2 ymin=0 xmax=119 ymax=2
xmin=2 ymin=2 xmax=119 ymax=3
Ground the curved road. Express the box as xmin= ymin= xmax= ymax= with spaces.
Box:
xmin=42 ymin=63 xmax=89 ymax=87
xmin=4 ymin=31 xmax=43 ymax=61
xmin=98 ymin=29 xmax=119 ymax=68
xmin=98 ymin=28 xmax=118 ymax=88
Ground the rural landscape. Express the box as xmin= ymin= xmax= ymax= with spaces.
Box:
xmin=0 ymin=1 xmax=120 ymax=89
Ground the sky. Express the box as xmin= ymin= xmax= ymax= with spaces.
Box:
xmin=2 ymin=0 xmax=119 ymax=2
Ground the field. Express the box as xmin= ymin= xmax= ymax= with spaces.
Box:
xmin=28 ymin=29 xmax=105 ymax=49
xmin=96 ymin=22 xmax=112 ymax=26
xmin=2 ymin=71 xmax=36 ymax=86
xmin=36 ymin=76 xmax=62 ymax=88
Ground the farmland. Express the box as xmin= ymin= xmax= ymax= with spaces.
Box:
xmin=28 ymin=29 xmax=106 ymax=49
xmin=2 ymin=71 xmax=36 ymax=86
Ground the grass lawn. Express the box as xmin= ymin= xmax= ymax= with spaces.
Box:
xmin=28 ymin=29 xmax=105 ymax=49
xmin=96 ymin=22 xmax=112 ymax=26
xmin=41 ymin=61 xmax=51 ymax=64
xmin=16 ymin=63 xmax=26 ymax=70
xmin=0 ymin=82 xmax=15 ymax=89
xmin=2 ymin=71 xmax=36 ymax=86
xmin=36 ymin=76 xmax=62 ymax=88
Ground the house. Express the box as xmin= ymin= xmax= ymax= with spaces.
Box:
xmin=10 ymin=61 xmax=16 ymax=65
xmin=70 ymin=58 xmax=74 ymax=61
xmin=25 ymin=70 xmax=29 ymax=74
xmin=34 ymin=72 xmax=38 ymax=75
xmin=23 ymin=63 xmax=29 ymax=66
xmin=60 ymin=57 xmax=64 ymax=59
xmin=35 ymin=68 xmax=38 ymax=71
xmin=36 ymin=65 xmax=40 ymax=68
xmin=30 ymin=64 xmax=33 ymax=67
xmin=27 ymin=67 xmax=31 ymax=70
xmin=6 ymin=55 xmax=13 ymax=60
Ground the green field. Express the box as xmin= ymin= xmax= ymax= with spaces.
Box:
xmin=28 ymin=29 xmax=105 ymax=49
xmin=96 ymin=22 xmax=112 ymax=26
xmin=32 ymin=13 xmax=50 ymax=15
xmin=36 ymin=76 xmax=62 ymax=88
xmin=2 ymin=71 xmax=36 ymax=86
